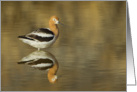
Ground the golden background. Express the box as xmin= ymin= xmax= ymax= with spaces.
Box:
xmin=1 ymin=1 xmax=126 ymax=91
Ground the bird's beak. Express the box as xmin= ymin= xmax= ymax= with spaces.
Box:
xmin=55 ymin=21 xmax=59 ymax=24
xmin=58 ymin=22 xmax=65 ymax=26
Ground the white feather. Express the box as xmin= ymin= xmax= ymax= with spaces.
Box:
xmin=19 ymin=36 xmax=56 ymax=49
xmin=31 ymin=33 xmax=54 ymax=37
xmin=31 ymin=63 xmax=52 ymax=68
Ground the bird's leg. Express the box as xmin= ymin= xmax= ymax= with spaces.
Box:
xmin=38 ymin=48 xmax=40 ymax=51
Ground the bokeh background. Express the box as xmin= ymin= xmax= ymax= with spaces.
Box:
xmin=1 ymin=1 xmax=126 ymax=91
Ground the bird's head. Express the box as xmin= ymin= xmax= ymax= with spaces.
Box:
xmin=48 ymin=74 xmax=58 ymax=83
xmin=50 ymin=16 xmax=59 ymax=24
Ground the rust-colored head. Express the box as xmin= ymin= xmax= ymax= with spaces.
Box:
xmin=49 ymin=16 xmax=59 ymax=24
xmin=48 ymin=74 xmax=58 ymax=83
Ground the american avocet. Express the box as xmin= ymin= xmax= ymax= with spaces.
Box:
xmin=18 ymin=51 xmax=59 ymax=83
xmin=18 ymin=16 xmax=60 ymax=50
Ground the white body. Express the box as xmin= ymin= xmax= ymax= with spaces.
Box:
xmin=18 ymin=16 xmax=59 ymax=50
xmin=20 ymin=51 xmax=56 ymax=68
xmin=19 ymin=36 xmax=56 ymax=49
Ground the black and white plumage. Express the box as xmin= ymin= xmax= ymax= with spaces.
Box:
xmin=18 ymin=28 xmax=56 ymax=50
xmin=18 ymin=16 xmax=60 ymax=50
xmin=18 ymin=51 xmax=59 ymax=83
xmin=19 ymin=28 xmax=54 ymax=41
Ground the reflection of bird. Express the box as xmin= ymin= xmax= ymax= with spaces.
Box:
xmin=18 ymin=16 xmax=59 ymax=51
xmin=18 ymin=51 xmax=59 ymax=83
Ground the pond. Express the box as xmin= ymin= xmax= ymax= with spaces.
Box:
xmin=1 ymin=1 xmax=126 ymax=91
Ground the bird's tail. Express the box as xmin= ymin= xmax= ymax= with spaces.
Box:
xmin=18 ymin=35 xmax=34 ymax=40
xmin=18 ymin=35 xmax=26 ymax=39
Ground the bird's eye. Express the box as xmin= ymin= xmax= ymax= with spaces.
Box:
xmin=53 ymin=18 xmax=56 ymax=21
xmin=52 ymin=78 xmax=55 ymax=81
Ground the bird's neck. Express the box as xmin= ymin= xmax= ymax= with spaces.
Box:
xmin=48 ymin=62 xmax=58 ymax=76
xmin=47 ymin=62 xmax=58 ymax=82
xmin=49 ymin=22 xmax=59 ymax=37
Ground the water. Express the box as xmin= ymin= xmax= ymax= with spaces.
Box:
xmin=1 ymin=1 xmax=126 ymax=91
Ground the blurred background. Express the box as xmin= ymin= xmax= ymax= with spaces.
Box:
xmin=1 ymin=1 xmax=126 ymax=91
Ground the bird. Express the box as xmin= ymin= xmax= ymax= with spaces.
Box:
xmin=18 ymin=16 xmax=60 ymax=51
xmin=18 ymin=50 xmax=59 ymax=83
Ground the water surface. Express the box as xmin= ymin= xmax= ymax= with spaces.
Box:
xmin=1 ymin=1 xmax=126 ymax=91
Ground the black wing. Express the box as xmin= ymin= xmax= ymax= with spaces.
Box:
xmin=34 ymin=28 xmax=54 ymax=35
